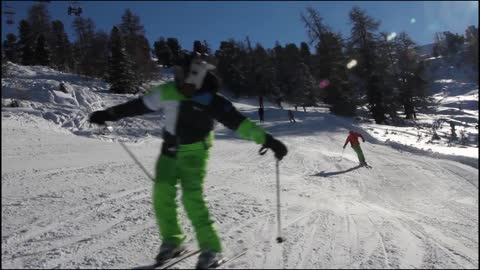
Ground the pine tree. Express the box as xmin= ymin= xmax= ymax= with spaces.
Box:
xmin=18 ymin=20 xmax=35 ymax=66
xmin=281 ymin=43 xmax=302 ymax=100
xmin=202 ymin=40 xmax=211 ymax=55
xmin=72 ymin=17 xmax=96 ymax=75
xmin=301 ymin=7 xmax=355 ymax=116
xmin=70 ymin=17 xmax=110 ymax=78
xmin=119 ymin=8 xmax=145 ymax=37
xmin=348 ymin=6 xmax=385 ymax=123
xmin=376 ymin=32 xmax=401 ymax=119
xmin=107 ymin=26 xmax=137 ymax=94
xmin=410 ymin=59 xmax=429 ymax=111
xmin=2 ymin=48 xmax=8 ymax=77
xmin=241 ymin=36 xmax=260 ymax=96
xmin=166 ymin=38 xmax=182 ymax=65
xmin=50 ymin=20 xmax=72 ymax=71
xmin=432 ymin=31 xmax=464 ymax=57
xmin=464 ymin=25 xmax=478 ymax=79
xmin=34 ymin=34 xmax=51 ymax=66
xmin=252 ymin=43 xmax=277 ymax=98
xmin=192 ymin=40 xmax=212 ymax=59
xmin=193 ymin=40 xmax=204 ymax=54
xmin=320 ymin=32 xmax=356 ymax=115
xmin=291 ymin=62 xmax=317 ymax=106
xmin=229 ymin=39 xmax=251 ymax=96
xmin=215 ymin=39 xmax=245 ymax=96
xmin=299 ymin=42 xmax=311 ymax=68
xmin=90 ymin=31 xmax=110 ymax=79
xmin=301 ymin=7 xmax=329 ymax=45
xmin=432 ymin=32 xmax=445 ymax=57
xmin=395 ymin=32 xmax=415 ymax=119
xmin=271 ymin=42 xmax=288 ymax=101
xmin=153 ymin=37 xmax=173 ymax=66
xmin=27 ymin=3 xmax=52 ymax=43
xmin=3 ymin=33 xmax=19 ymax=63
xmin=443 ymin=31 xmax=464 ymax=56
xmin=393 ymin=32 xmax=428 ymax=119
xmin=119 ymin=9 xmax=155 ymax=83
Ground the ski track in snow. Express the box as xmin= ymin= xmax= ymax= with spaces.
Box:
xmin=2 ymin=103 xmax=478 ymax=269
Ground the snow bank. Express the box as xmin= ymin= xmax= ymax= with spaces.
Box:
xmin=385 ymin=140 xmax=478 ymax=170
xmin=2 ymin=63 xmax=109 ymax=132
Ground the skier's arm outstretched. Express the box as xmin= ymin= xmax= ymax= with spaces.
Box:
xmin=89 ymin=83 xmax=175 ymax=125
xmin=195 ymin=93 xmax=287 ymax=160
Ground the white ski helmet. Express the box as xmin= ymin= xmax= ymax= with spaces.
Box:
xmin=184 ymin=58 xmax=216 ymax=90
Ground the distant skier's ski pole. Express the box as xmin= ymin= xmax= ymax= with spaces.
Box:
xmin=275 ymin=160 xmax=285 ymax=243
xmin=108 ymin=125 xmax=154 ymax=181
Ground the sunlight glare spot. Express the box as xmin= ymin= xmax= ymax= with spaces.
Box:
xmin=387 ymin=32 xmax=397 ymax=41
xmin=347 ymin=59 xmax=357 ymax=69
xmin=410 ymin=18 xmax=416 ymax=24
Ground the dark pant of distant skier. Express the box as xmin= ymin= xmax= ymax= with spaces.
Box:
xmin=258 ymin=108 xmax=264 ymax=122
xmin=288 ymin=110 xmax=296 ymax=123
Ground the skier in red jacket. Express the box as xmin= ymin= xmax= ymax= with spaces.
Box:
xmin=343 ymin=130 xmax=368 ymax=166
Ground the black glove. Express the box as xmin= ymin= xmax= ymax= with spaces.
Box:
xmin=260 ymin=134 xmax=288 ymax=160
xmin=89 ymin=110 xmax=114 ymax=125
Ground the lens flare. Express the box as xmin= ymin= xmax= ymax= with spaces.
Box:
xmin=319 ymin=79 xmax=330 ymax=89
xmin=387 ymin=32 xmax=397 ymax=41
xmin=410 ymin=18 xmax=416 ymax=24
xmin=347 ymin=59 xmax=357 ymax=69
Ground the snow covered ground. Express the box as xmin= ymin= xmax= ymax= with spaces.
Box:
xmin=2 ymin=63 xmax=478 ymax=269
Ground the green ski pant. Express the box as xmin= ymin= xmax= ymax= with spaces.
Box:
xmin=152 ymin=146 xmax=222 ymax=252
xmin=351 ymin=145 xmax=366 ymax=163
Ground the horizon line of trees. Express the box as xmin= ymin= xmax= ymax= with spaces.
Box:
xmin=2 ymin=3 xmax=478 ymax=124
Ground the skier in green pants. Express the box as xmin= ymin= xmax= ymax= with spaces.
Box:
xmin=89 ymin=56 xmax=288 ymax=269
xmin=343 ymin=130 xmax=368 ymax=166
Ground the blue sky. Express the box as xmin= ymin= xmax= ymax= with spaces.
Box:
xmin=2 ymin=1 xmax=478 ymax=51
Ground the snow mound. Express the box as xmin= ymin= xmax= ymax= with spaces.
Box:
xmin=2 ymin=63 xmax=109 ymax=132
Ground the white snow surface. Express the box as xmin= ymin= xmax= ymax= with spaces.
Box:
xmin=2 ymin=63 xmax=479 ymax=269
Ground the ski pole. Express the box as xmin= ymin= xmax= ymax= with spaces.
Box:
xmin=118 ymin=140 xmax=154 ymax=181
xmin=107 ymin=125 xmax=154 ymax=181
xmin=275 ymin=160 xmax=285 ymax=244
xmin=256 ymin=147 xmax=285 ymax=243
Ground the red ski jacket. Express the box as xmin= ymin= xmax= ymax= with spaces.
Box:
xmin=343 ymin=132 xmax=365 ymax=148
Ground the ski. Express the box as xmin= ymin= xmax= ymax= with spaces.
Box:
xmin=209 ymin=248 xmax=248 ymax=269
xmin=160 ymin=249 xmax=201 ymax=269
xmin=132 ymin=249 xmax=200 ymax=270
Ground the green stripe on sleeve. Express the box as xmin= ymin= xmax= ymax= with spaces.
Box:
xmin=236 ymin=118 xmax=266 ymax=144
xmin=160 ymin=82 xmax=185 ymax=101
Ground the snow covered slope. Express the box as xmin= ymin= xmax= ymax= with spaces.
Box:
xmin=2 ymin=99 xmax=478 ymax=269
xmin=2 ymin=63 xmax=478 ymax=269
xmin=362 ymin=53 xmax=478 ymax=161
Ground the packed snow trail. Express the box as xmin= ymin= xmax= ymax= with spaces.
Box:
xmin=2 ymin=104 xmax=478 ymax=269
